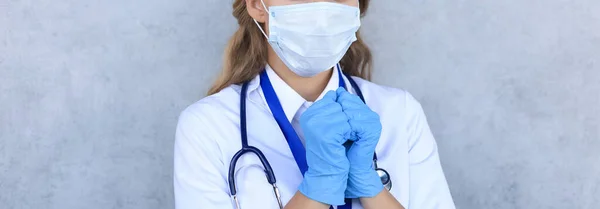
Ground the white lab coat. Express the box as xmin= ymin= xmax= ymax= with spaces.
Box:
xmin=174 ymin=65 xmax=456 ymax=209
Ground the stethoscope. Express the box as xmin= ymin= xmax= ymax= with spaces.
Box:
xmin=228 ymin=67 xmax=392 ymax=209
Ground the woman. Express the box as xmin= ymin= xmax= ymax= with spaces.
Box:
xmin=174 ymin=0 xmax=455 ymax=208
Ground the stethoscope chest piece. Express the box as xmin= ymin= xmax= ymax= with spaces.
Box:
xmin=377 ymin=168 xmax=392 ymax=191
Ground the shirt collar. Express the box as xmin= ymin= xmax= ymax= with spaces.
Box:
xmin=247 ymin=64 xmax=343 ymax=123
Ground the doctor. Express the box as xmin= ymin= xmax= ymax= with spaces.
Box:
xmin=174 ymin=0 xmax=455 ymax=208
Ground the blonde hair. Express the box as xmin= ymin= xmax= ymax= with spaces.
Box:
xmin=208 ymin=0 xmax=373 ymax=95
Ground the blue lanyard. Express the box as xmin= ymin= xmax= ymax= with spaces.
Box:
xmin=260 ymin=67 xmax=352 ymax=209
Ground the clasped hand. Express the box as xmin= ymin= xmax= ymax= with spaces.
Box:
xmin=298 ymin=88 xmax=384 ymax=205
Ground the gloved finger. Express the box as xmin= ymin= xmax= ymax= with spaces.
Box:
xmin=300 ymin=102 xmax=353 ymax=144
xmin=336 ymin=88 xmax=381 ymax=139
xmin=308 ymin=142 xmax=350 ymax=170
xmin=307 ymin=110 xmax=353 ymax=144
xmin=346 ymin=111 xmax=382 ymax=142
xmin=336 ymin=88 xmax=366 ymax=111
xmin=342 ymin=107 xmax=381 ymax=126
xmin=308 ymin=90 xmax=338 ymax=110
xmin=336 ymin=87 xmax=368 ymax=128
xmin=349 ymin=133 xmax=378 ymax=151
xmin=314 ymin=100 xmax=355 ymax=143
xmin=346 ymin=141 xmax=376 ymax=162
xmin=302 ymin=96 xmax=343 ymax=121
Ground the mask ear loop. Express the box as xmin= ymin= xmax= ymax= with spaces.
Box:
xmin=252 ymin=0 xmax=269 ymax=39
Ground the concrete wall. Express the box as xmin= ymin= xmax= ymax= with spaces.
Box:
xmin=1 ymin=0 xmax=599 ymax=208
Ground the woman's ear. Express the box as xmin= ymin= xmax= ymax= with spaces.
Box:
xmin=246 ymin=0 xmax=268 ymax=23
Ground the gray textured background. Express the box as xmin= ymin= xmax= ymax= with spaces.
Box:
xmin=1 ymin=0 xmax=599 ymax=209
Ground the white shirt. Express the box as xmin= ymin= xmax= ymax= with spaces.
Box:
xmin=174 ymin=65 xmax=456 ymax=209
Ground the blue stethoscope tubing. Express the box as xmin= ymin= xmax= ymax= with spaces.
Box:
xmin=228 ymin=67 xmax=391 ymax=209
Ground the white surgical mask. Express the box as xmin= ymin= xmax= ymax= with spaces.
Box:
xmin=254 ymin=1 xmax=361 ymax=77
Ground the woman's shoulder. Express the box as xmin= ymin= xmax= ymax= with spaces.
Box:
xmin=178 ymin=84 xmax=242 ymax=129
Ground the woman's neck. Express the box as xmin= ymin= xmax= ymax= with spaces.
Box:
xmin=267 ymin=50 xmax=332 ymax=102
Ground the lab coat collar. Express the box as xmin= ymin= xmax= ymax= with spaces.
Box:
xmin=246 ymin=64 xmax=343 ymax=123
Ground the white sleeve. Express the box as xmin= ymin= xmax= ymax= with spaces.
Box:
xmin=404 ymin=93 xmax=456 ymax=209
xmin=174 ymin=108 xmax=233 ymax=209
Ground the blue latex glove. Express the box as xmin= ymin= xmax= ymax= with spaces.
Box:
xmin=336 ymin=88 xmax=384 ymax=198
xmin=298 ymin=91 xmax=352 ymax=205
